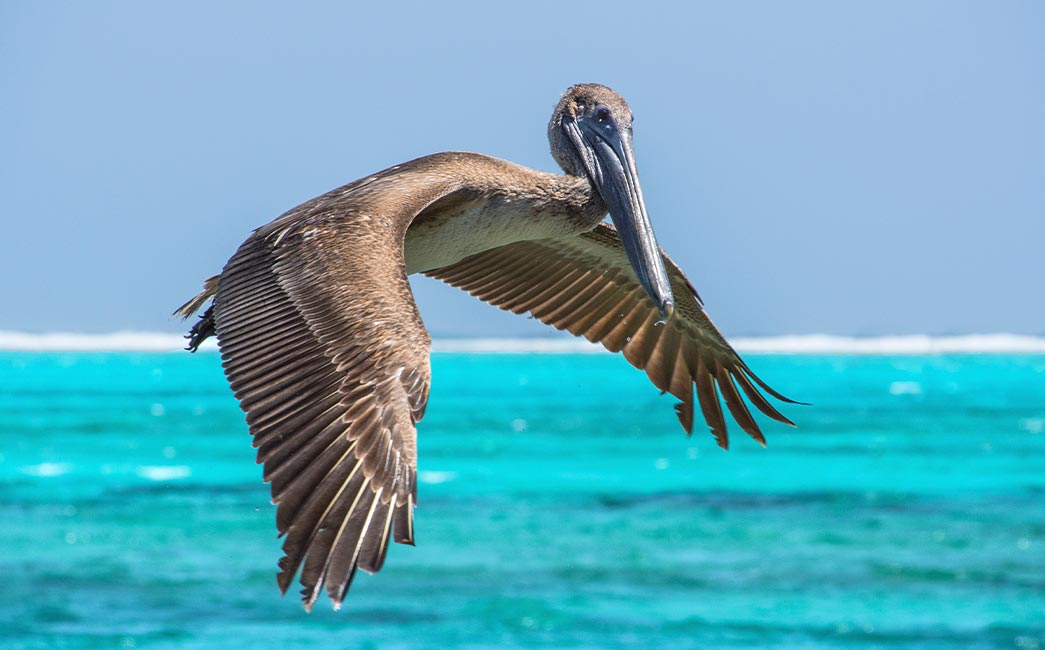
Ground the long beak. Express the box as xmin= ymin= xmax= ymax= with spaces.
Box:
xmin=564 ymin=113 xmax=675 ymax=320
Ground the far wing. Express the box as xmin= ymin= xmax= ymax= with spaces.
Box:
xmin=425 ymin=223 xmax=798 ymax=448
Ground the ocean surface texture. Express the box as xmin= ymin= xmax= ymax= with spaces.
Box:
xmin=2 ymin=348 xmax=1043 ymax=649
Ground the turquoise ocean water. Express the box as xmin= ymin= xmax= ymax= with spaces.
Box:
xmin=2 ymin=349 xmax=1043 ymax=649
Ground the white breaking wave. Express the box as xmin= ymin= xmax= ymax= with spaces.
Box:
xmin=0 ymin=331 xmax=217 ymax=352
xmin=432 ymin=338 xmax=605 ymax=354
xmin=728 ymin=334 xmax=1045 ymax=354
xmin=436 ymin=334 xmax=1045 ymax=354
xmin=1 ymin=331 xmax=1044 ymax=354
xmin=436 ymin=336 xmax=1045 ymax=357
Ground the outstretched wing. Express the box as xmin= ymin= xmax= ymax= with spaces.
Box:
xmin=425 ymin=223 xmax=798 ymax=448
xmin=212 ymin=214 xmax=430 ymax=611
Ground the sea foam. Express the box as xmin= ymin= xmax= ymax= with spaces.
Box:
xmin=0 ymin=331 xmax=217 ymax=352
xmin=1 ymin=331 xmax=1043 ymax=354
xmin=728 ymin=334 xmax=1045 ymax=354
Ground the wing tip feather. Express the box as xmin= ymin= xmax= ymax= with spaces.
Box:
xmin=739 ymin=362 xmax=809 ymax=406
xmin=673 ymin=400 xmax=695 ymax=435
xmin=711 ymin=426 xmax=729 ymax=450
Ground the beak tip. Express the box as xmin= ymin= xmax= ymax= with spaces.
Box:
xmin=659 ymin=300 xmax=675 ymax=322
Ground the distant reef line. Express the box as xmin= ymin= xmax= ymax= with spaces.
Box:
xmin=1 ymin=331 xmax=1044 ymax=354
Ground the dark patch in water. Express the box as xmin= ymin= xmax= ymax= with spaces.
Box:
xmin=591 ymin=490 xmax=921 ymax=511
xmin=106 ymin=483 xmax=264 ymax=498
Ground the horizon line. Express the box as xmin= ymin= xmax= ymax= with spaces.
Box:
xmin=1 ymin=331 xmax=1044 ymax=354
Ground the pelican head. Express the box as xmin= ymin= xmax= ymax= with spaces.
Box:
xmin=549 ymin=83 xmax=674 ymax=320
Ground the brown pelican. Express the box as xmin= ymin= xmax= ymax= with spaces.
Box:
xmin=176 ymin=83 xmax=798 ymax=610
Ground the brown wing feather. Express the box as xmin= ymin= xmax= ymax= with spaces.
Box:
xmin=212 ymin=215 xmax=428 ymax=611
xmin=425 ymin=222 xmax=798 ymax=448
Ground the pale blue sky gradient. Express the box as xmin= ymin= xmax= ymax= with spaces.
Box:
xmin=2 ymin=1 xmax=1043 ymax=337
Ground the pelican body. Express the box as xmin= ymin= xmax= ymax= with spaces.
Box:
xmin=177 ymin=84 xmax=797 ymax=610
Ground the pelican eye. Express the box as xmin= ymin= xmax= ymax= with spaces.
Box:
xmin=594 ymin=105 xmax=611 ymax=122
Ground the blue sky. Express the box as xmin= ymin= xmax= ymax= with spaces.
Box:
xmin=2 ymin=1 xmax=1043 ymax=337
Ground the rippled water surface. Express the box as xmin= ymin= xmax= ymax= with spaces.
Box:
xmin=2 ymin=351 xmax=1043 ymax=649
